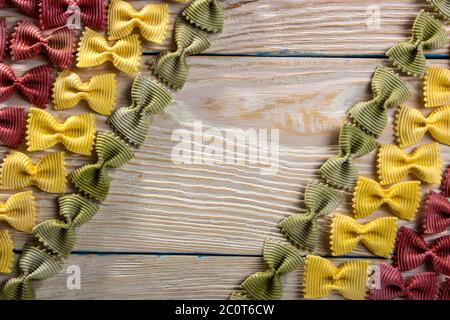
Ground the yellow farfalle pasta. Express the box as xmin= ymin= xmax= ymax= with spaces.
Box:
xmin=424 ymin=66 xmax=450 ymax=108
xmin=304 ymin=255 xmax=369 ymax=300
xmin=395 ymin=104 xmax=450 ymax=147
xmin=330 ymin=214 xmax=397 ymax=258
xmin=52 ymin=71 xmax=117 ymax=116
xmin=352 ymin=177 xmax=420 ymax=220
xmin=0 ymin=191 xmax=36 ymax=232
xmin=377 ymin=143 xmax=441 ymax=185
xmin=0 ymin=151 xmax=66 ymax=193
xmin=108 ymin=0 xmax=169 ymax=43
xmin=26 ymin=108 xmax=96 ymax=156
xmin=0 ymin=229 xmax=13 ymax=273
xmin=77 ymin=27 xmax=142 ymax=74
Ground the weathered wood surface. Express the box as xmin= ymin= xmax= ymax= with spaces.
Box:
xmin=0 ymin=0 xmax=449 ymax=299
xmin=1 ymin=0 xmax=449 ymax=55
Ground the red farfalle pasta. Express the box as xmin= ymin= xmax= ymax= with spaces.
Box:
xmin=0 ymin=106 xmax=26 ymax=148
xmin=0 ymin=18 xmax=6 ymax=63
xmin=438 ymin=278 xmax=450 ymax=300
xmin=40 ymin=0 xmax=106 ymax=31
xmin=10 ymin=20 xmax=75 ymax=69
xmin=11 ymin=0 xmax=39 ymax=16
xmin=441 ymin=168 xmax=450 ymax=197
xmin=393 ymin=226 xmax=450 ymax=275
xmin=0 ymin=64 xmax=52 ymax=108
xmin=371 ymin=263 xmax=438 ymax=300
xmin=423 ymin=191 xmax=450 ymax=234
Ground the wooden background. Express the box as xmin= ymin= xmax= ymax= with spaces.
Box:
xmin=0 ymin=0 xmax=449 ymax=299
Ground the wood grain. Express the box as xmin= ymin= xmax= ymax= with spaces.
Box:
xmin=0 ymin=56 xmax=448 ymax=257
xmin=1 ymin=0 xmax=448 ymax=55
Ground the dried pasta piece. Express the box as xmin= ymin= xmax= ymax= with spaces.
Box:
xmin=347 ymin=66 xmax=410 ymax=137
xmin=279 ymin=181 xmax=343 ymax=251
xmin=393 ymin=226 xmax=450 ymax=275
xmin=108 ymin=0 xmax=169 ymax=43
xmin=395 ymin=105 xmax=450 ymax=147
xmin=76 ymin=27 xmax=142 ymax=74
xmin=148 ymin=17 xmax=211 ymax=90
xmin=182 ymin=0 xmax=224 ymax=33
xmin=34 ymin=194 xmax=99 ymax=257
xmin=330 ymin=214 xmax=397 ymax=258
xmin=423 ymin=191 xmax=450 ymax=234
xmin=0 ymin=191 xmax=36 ymax=232
xmin=52 ymin=71 xmax=117 ymax=115
xmin=40 ymin=0 xmax=106 ymax=31
xmin=377 ymin=143 xmax=442 ymax=185
xmin=107 ymin=74 xmax=173 ymax=146
xmin=10 ymin=19 xmax=75 ymax=69
xmin=237 ymin=240 xmax=304 ymax=300
xmin=370 ymin=263 xmax=438 ymax=300
xmin=423 ymin=66 xmax=450 ymax=108
xmin=318 ymin=123 xmax=378 ymax=190
xmin=0 ymin=64 xmax=52 ymax=108
xmin=69 ymin=131 xmax=134 ymax=200
xmin=386 ymin=10 xmax=448 ymax=78
xmin=8 ymin=0 xmax=39 ymax=16
xmin=0 ymin=18 xmax=6 ymax=63
xmin=0 ymin=106 xmax=26 ymax=149
xmin=426 ymin=0 xmax=450 ymax=20
xmin=438 ymin=277 xmax=450 ymax=300
xmin=0 ymin=245 xmax=63 ymax=300
xmin=26 ymin=107 xmax=96 ymax=156
xmin=352 ymin=177 xmax=420 ymax=220
xmin=0 ymin=229 xmax=13 ymax=274
xmin=0 ymin=151 xmax=66 ymax=193
xmin=304 ymin=255 xmax=369 ymax=300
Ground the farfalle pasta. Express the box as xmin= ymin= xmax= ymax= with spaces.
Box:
xmin=0 ymin=64 xmax=52 ymax=108
xmin=2 ymin=0 xmax=39 ymax=16
xmin=0 ymin=229 xmax=13 ymax=273
xmin=395 ymin=105 xmax=450 ymax=147
xmin=148 ymin=17 xmax=211 ymax=89
xmin=353 ymin=177 xmax=421 ymax=220
xmin=0 ymin=245 xmax=63 ymax=300
xmin=370 ymin=263 xmax=438 ymax=300
xmin=438 ymin=278 xmax=450 ymax=300
xmin=34 ymin=194 xmax=99 ymax=257
xmin=423 ymin=191 xmax=450 ymax=234
xmin=304 ymin=255 xmax=369 ymax=300
xmin=386 ymin=10 xmax=448 ymax=78
xmin=10 ymin=19 xmax=75 ymax=69
xmin=0 ymin=151 xmax=66 ymax=193
xmin=318 ymin=123 xmax=377 ymax=190
xmin=330 ymin=214 xmax=397 ymax=258
xmin=26 ymin=107 xmax=96 ymax=156
xmin=76 ymin=27 xmax=142 ymax=74
xmin=0 ymin=191 xmax=36 ymax=233
xmin=426 ymin=0 xmax=450 ymax=20
xmin=231 ymin=240 xmax=304 ymax=300
xmin=347 ymin=66 xmax=410 ymax=137
xmin=52 ymin=71 xmax=117 ymax=116
xmin=0 ymin=106 xmax=26 ymax=149
xmin=40 ymin=0 xmax=106 ymax=31
xmin=108 ymin=74 xmax=173 ymax=146
xmin=394 ymin=226 xmax=450 ymax=275
xmin=0 ymin=18 xmax=6 ymax=63
xmin=424 ymin=66 xmax=450 ymax=108
xmin=107 ymin=0 xmax=169 ymax=43
xmin=182 ymin=0 xmax=224 ymax=33
xmin=377 ymin=143 xmax=442 ymax=185
xmin=279 ymin=181 xmax=343 ymax=251
xmin=70 ymin=131 xmax=134 ymax=200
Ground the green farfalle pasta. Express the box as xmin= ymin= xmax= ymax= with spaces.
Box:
xmin=279 ymin=181 xmax=343 ymax=251
xmin=70 ymin=131 xmax=134 ymax=201
xmin=147 ymin=17 xmax=211 ymax=90
xmin=386 ymin=10 xmax=448 ymax=78
xmin=236 ymin=240 xmax=305 ymax=300
xmin=319 ymin=123 xmax=378 ymax=190
xmin=426 ymin=0 xmax=450 ymax=20
xmin=108 ymin=74 xmax=173 ymax=146
xmin=33 ymin=194 xmax=99 ymax=257
xmin=182 ymin=0 xmax=224 ymax=33
xmin=347 ymin=66 xmax=411 ymax=137
xmin=0 ymin=245 xmax=63 ymax=300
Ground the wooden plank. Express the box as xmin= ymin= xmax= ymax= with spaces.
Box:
xmin=0 ymin=0 xmax=448 ymax=55
xmin=0 ymin=56 xmax=448 ymax=256
xmin=0 ymin=254 xmax=445 ymax=299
